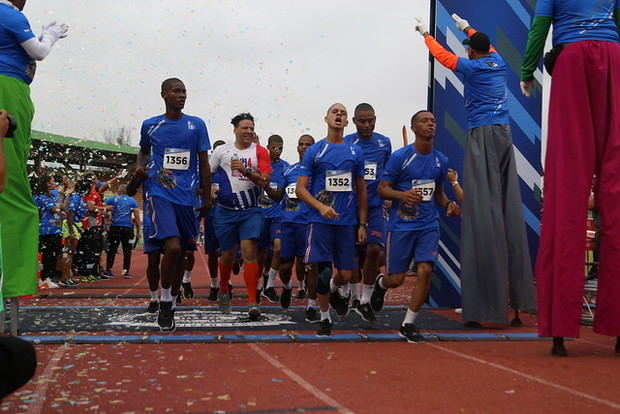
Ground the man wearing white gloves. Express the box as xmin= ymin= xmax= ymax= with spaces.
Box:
xmin=0 ymin=0 xmax=68 ymax=300
xmin=413 ymin=14 xmax=535 ymax=326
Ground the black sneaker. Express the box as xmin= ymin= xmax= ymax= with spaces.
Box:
xmin=182 ymin=282 xmax=194 ymax=299
xmin=248 ymin=303 xmax=261 ymax=321
xmin=350 ymin=299 xmax=361 ymax=314
xmin=208 ymin=287 xmax=219 ymax=301
xmin=329 ymin=290 xmax=343 ymax=311
xmin=370 ymin=276 xmax=387 ymax=312
xmin=101 ymin=270 xmax=114 ymax=279
xmin=147 ymin=301 xmax=159 ymax=313
xmin=123 ymin=271 xmax=133 ymax=279
xmin=356 ymin=302 xmax=377 ymax=323
xmin=399 ymin=323 xmax=424 ymax=343
xmin=316 ymin=319 xmax=332 ymax=337
xmin=262 ymin=287 xmax=279 ymax=303
xmin=232 ymin=261 xmax=241 ymax=275
xmin=333 ymin=293 xmax=349 ymax=317
xmin=228 ymin=283 xmax=234 ymax=299
xmin=305 ymin=307 xmax=321 ymax=323
xmin=280 ymin=288 xmax=292 ymax=309
xmin=294 ymin=289 xmax=306 ymax=300
xmin=157 ymin=301 xmax=175 ymax=332
xmin=176 ymin=294 xmax=182 ymax=305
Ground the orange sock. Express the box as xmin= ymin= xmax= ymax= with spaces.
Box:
xmin=219 ymin=263 xmax=232 ymax=293
xmin=243 ymin=262 xmax=259 ymax=303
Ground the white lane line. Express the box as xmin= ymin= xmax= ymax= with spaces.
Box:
xmin=28 ymin=344 xmax=69 ymax=414
xmin=247 ymin=342 xmax=354 ymax=414
xmin=428 ymin=343 xmax=620 ymax=410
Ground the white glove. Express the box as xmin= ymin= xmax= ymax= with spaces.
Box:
xmin=414 ymin=17 xmax=429 ymax=36
xmin=520 ymin=80 xmax=535 ymax=97
xmin=41 ymin=22 xmax=69 ymax=43
xmin=451 ymin=13 xmax=470 ymax=32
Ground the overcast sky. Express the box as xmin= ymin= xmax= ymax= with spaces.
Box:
xmin=25 ymin=0 xmax=432 ymax=162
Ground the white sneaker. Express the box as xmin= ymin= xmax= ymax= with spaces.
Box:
xmin=39 ymin=278 xmax=59 ymax=289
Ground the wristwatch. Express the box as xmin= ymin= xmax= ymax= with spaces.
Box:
xmin=359 ymin=222 xmax=368 ymax=228
xmin=243 ymin=167 xmax=254 ymax=177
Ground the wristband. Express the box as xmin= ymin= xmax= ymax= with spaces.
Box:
xmin=452 ymin=181 xmax=459 ymax=187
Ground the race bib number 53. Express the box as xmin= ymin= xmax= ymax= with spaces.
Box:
xmin=164 ymin=148 xmax=190 ymax=170
xmin=326 ymin=170 xmax=352 ymax=192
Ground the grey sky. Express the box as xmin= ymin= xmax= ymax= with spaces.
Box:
xmin=26 ymin=0 xmax=431 ymax=162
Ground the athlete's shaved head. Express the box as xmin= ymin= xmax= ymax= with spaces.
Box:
xmin=268 ymin=134 xmax=284 ymax=145
xmin=354 ymin=103 xmax=375 ymax=116
xmin=161 ymin=77 xmax=184 ymax=92
xmin=326 ymin=103 xmax=346 ymax=115
xmin=411 ymin=110 xmax=433 ymax=125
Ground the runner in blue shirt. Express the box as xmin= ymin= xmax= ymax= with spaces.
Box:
xmin=136 ymin=78 xmax=212 ymax=332
xmin=296 ymin=103 xmax=368 ymax=337
xmin=104 ymin=184 xmax=141 ymax=280
xmin=258 ymin=134 xmax=290 ymax=303
xmin=270 ymin=135 xmax=317 ymax=317
xmin=32 ymin=173 xmax=62 ymax=286
xmin=344 ymin=103 xmax=392 ymax=322
xmin=372 ymin=110 xmax=460 ymax=343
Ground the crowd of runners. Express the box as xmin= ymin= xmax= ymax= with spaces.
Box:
xmin=2 ymin=0 xmax=620 ymax=359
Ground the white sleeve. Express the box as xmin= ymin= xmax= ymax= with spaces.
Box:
xmin=210 ymin=147 xmax=221 ymax=173
xmin=20 ymin=37 xmax=54 ymax=61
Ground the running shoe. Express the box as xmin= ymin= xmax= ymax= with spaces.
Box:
xmin=280 ymin=288 xmax=292 ymax=309
xmin=57 ymin=279 xmax=72 ymax=288
xmin=38 ymin=278 xmax=59 ymax=289
xmin=208 ymin=287 xmax=219 ymax=301
xmin=147 ymin=301 xmax=159 ymax=313
xmin=370 ymin=275 xmax=387 ymax=312
xmin=228 ymin=283 xmax=234 ymax=299
xmin=316 ymin=319 xmax=332 ymax=337
xmin=182 ymin=282 xmax=194 ymax=299
xmin=101 ymin=270 xmax=114 ymax=279
xmin=157 ymin=301 xmax=175 ymax=332
xmin=176 ymin=294 xmax=182 ymax=305
xmin=349 ymin=298 xmax=361 ymax=314
xmin=218 ymin=291 xmax=231 ymax=313
xmin=355 ymin=302 xmax=376 ymax=323
xmin=261 ymin=287 xmax=279 ymax=303
xmin=305 ymin=307 xmax=321 ymax=323
xmin=294 ymin=289 xmax=306 ymax=300
xmin=248 ymin=303 xmax=261 ymax=321
xmin=399 ymin=323 xmax=424 ymax=343
xmin=329 ymin=290 xmax=344 ymax=312
xmin=122 ymin=271 xmax=133 ymax=279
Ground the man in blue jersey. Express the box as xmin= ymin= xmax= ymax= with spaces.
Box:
xmin=414 ymin=14 xmax=535 ymax=326
xmin=203 ymin=139 xmax=228 ymax=301
xmin=268 ymin=135 xmax=317 ymax=318
xmin=344 ymin=103 xmax=392 ymax=322
xmin=258 ymin=134 xmax=290 ymax=303
xmin=372 ymin=110 xmax=460 ymax=343
xmin=136 ymin=78 xmax=211 ymax=332
xmin=296 ymin=103 xmax=368 ymax=337
xmin=104 ymin=184 xmax=141 ymax=279
xmin=0 ymin=0 xmax=68 ymax=301
xmin=32 ymin=173 xmax=63 ymax=287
